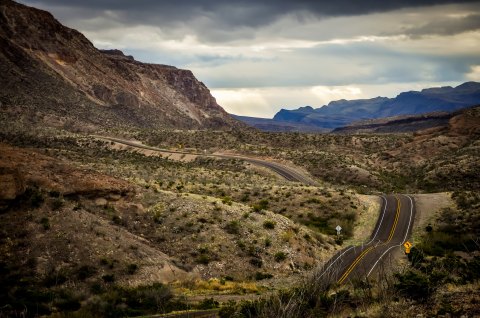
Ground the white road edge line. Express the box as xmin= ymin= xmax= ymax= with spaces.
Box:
xmin=317 ymin=246 xmax=355 ymax=279
xmin=318 ymin=194 xmax=388 ymax=280
xmin=366 ymin=194 xmax=414 ymax=277
xmin=365 ymin=195 xmax=387 ymax=245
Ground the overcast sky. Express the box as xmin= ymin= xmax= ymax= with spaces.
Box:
xmin=22 ymin=0 xmax=480 ymax=117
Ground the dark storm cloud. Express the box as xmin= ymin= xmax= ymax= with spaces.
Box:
xmin=402 ymin=14 xmax=480 ymax=37
xmin=23 ymin=0 xmax=480 ymax=29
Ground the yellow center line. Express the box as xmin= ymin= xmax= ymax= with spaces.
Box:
xmin=386 ymin=196 xmax=401 ymax=243
xmin=337 ymin=196 xmax=401 ymax=284
xmin=337 ymin=245 xmax=374 ymax=284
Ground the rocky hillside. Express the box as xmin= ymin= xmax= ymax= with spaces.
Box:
xmin=380 ymin=105 xmax=480 ymax=191
xmin=232 ymin=114 xmax=329 ymax=133
xmin=0 ymin=0 xmax=240 ymax=131
xmin=332 ymin=110 xmax=455 ymax=134
xmin=236 ymin=82 xmax=480 ymax=131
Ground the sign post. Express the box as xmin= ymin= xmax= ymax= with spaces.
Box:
xmin=336 ymin=225 xmax=342 ymax=236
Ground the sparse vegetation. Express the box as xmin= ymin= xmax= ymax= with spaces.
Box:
xmin=274 ymin=251 xmax=287 ymax=262
xmin=1 ymin=106 xmax=478 ymax=317
xmin=263 ymin=220 xmax=276 ymax=229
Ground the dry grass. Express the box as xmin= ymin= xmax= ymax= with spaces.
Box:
xmin=174 ymin=278 xmax=262 ymax=295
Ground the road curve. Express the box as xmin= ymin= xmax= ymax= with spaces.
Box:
xmin=317 ymin=194 xmax=415 ymax=285
xmin=93 ymin=135 xmax=316 ymax=185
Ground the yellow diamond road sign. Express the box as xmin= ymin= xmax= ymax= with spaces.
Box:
xmin=404 ymin=241 xmax=412 ymax=254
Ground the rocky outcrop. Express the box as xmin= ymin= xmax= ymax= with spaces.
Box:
xmin=0 ymin=167 xmax=25 ymax=210
xmin=100 ymin=49 xmax=134 ymax=60
xmin=0 ymin=0 xmax=242 ymax=130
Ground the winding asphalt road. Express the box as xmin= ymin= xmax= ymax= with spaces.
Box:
xmin=317 ymin=194 xmax=415 ymax=285
xmin=95 ymin=136 xmax=414 ymax=285
xmin=93 ymin=135 xmax=316 ymax=185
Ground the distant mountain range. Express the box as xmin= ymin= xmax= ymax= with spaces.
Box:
xmin=0 ymin=0 xmax=241 ymax=132
xmin=235 ymin=82 xmax=480 ymax=132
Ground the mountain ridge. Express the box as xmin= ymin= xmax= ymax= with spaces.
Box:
xmin=238 ymin=82 xmax=480 ymax=131
xmin=0 ymin=0 xmax=241 ymax=131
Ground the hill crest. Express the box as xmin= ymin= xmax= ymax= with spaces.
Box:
xmin=0 ymin=0 xmax=240 ymax=131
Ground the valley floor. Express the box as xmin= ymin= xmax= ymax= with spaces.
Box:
xmin=0 ymin=119 xmax=479 ymax=317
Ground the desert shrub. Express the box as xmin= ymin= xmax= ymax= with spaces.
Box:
xmin=463 ymin=256 xmax=480 ymax=282
xmin=198 ymin=217 xmax=208 ymax=223
xmin=264 ymin=237 xmax=272 ymax=247
xmin=90 ymin=282 xmax=104 ymax=294
xmin=81 ymin=283 xmax=181 ymax=316
xmin=225 ymin=220 xmax=241 ymax=234
xmin=274 ymin=251 xmax=287 ymax=262
xmin=54 ymin=290 xmax=82 ymax=312
xmin=219 ymin=300 xmax=237 ymax=318
xmin=102 ymin=274 xmax=115 ymax=283
xmin=263 ymin=220 xmax=276 ymax=229
xmin=306 ymin=198 xmax=321 ymax=204
xmin=237 ymin=240 xmax=246 ymax=250
xmin=150 ymin=203 xmax=164 ymax=223
xmin=241 ymin=193 xmax=250 ymax=202
xmin=196 ymin=297 xmax=219 ymax=309
xmin=49 ymin=190 xmax=60 ymax=198
xmin=40 ymin=217 xmax=50 ymax=230
xmin=127 ymin=263 xmax=138 ymax=275
xmin=43 ymin=268 xmax=67 ymax=287
xmin=223 ymin=275 xmax=234 ymax=282
xmin=407 ymin=247 xmax=425 ymax=267
xmin=51 ymin=197 xmax=64 ymax=210
xmin=111 ymin=215 xmax=125 ymax=225
xmin=197 ymin=254 xmax=211 ymax=265
xmin=249 ymin=257 xmax=263 ymax=268
xmin=221 ymin=196 xmax=233 ymax=205
xmin=255 ymin=272 xmax=273 ymax=280
xmin=252 ymin=199 xmax=269 ymax=212
xmin=77 ymin=265 xmax=97 ymax=281
xmin=394 ymin=270 xmax=433 ymax=300
xmin=23 ymin=186 xmax=45 ymax=208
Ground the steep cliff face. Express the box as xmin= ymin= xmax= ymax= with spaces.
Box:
xmin=0 ymin=0 xmax=240 ymax=130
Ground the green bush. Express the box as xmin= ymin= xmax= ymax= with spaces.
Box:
xmin=263 ymin=220 xmax=276 ymax=229
xmin=196 ymin=297 xmax=219 ymax=310
xmin=252 ymin=199 xmax=269 ymax=212
xmin=23 ymin=186 xmax=45 ymax=208
xmin=250 ymin=257 xmax=263 ymax=268
xmin=40 ymin=217 xmax=50 ymax=230
xmin=127 ymin=263 xmax=138 ymax=275
xmin=43 ymin=268 xmax=67 ymax=287
xmin=274 ymin=251 xmax=287 ymax=262
xmin=255 ymin=272 xmax=273 ymax=280
xmin=264 ymin=237 xmax=272 ymax=247
xmin=219 ymin=300 xmax=237 ymax=318
xmin=225 ymin=220 xmax=241 ymax=234
xmin=77 ymin=265 xmax=97 ymax=281
xmin=196 ymin=254 xmax=210 ymax=265
xmin=51 ymin=197 xmax=64 ymax=210
xmin=221 ymin=196 xmax=233 ymax=205
xmin=102 ymin=274 xmax=115 ymax=283
xmin=394 ymin=270 xmax=433 ymax=300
